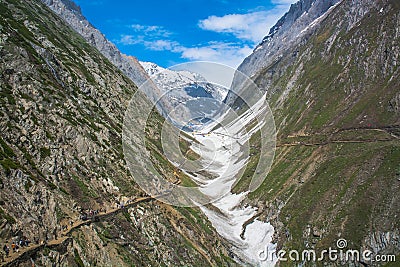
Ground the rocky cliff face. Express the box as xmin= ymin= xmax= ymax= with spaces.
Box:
xmin=231 ymin=0 xmax=400 ymax=265
xmin=226 ymin=0 xmax=344 ymax=107
xmin=41 ymin=0 xmax=149 ymax=87
xmin=238 ymin=0 xmax=342 ymax=79
xmin=0 ymin=0 xmax=235 ymax=266
xmin=40 ymin=0 xmax=192 ymax=120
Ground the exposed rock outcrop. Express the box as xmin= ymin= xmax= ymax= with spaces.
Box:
xmin=230 ymin=0 xmax=400 ymax=265
xmin=0 ymin=0 xmax=235 ymax=265
xmin=41 ymin=0 xmax=149 ymax=87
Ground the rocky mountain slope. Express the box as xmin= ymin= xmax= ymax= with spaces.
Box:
xmin=40 ymin=0 xmax=179 ymax=119
xmin=231 ymin=0 xmax=400 ymax=265
xmin=238 ymin=0 xmax=342 ymax=79
xmin=41 ymin=0 xmax=148 ymax=87
xmin=0 ymin=0 xmax=236 ymax=266
xmin=41 ymin=0 xmax=229 ymax=124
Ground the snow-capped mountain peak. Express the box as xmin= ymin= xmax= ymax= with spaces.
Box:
xmin=140 ymin=61 xmax=227 ymax=102
xmin=139 ymin=61 xmax=229 ymax=130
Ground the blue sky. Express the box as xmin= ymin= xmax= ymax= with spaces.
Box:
xmin=74 ymin=0 xmax=296 ymax=68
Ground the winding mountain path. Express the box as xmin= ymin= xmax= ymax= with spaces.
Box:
xmin=277 ymin=126 xmax=400 ymax=147
xmin=1 ymin=196 xmax=155 ymax=267
xmin=277 ymin=138 xmax=398 ymax=147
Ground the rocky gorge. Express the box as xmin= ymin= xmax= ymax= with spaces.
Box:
xmin=0 ymin=0 xmax=399 ymax=266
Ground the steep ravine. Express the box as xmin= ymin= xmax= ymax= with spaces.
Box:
xmin=169 ymin=95 xmax=277 ymax=266
xmin=0 ymin=0 xmax=236 ymax=265
xmin=230 ymin=0 xmax=400 ymax=266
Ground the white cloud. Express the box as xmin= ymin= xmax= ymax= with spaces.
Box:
xmin=120 ymin=35 xmax=140 ymax=45
xmin=119 ymin=24 xmax=173 ymax=48
xmin=120 ymin=36 xmax=178 ymax=50
xmin=119 ymin=34 xmax=251 ymax=67
xmin=181 ymin=47 xmax=218 ymax=60
xmin=180 ymin=42 xmax=252 ymax=67
xmin=118 ymin=3 xmax=295 ymax=68
xmin=198 ymin=5 xmax=291 ymax=43
xmin=271 ymin=0 xmax=297 ymax=5
xmin=130 ymin=24 xmax=172 ymax=38
xmin=145 ymin=40 xmax=180 ymax=51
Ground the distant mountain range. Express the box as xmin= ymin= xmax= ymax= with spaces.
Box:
xmin=2 ymin=0 xmax=398 ymax=266
xmin=42 ymin=0 xmax=227 ymax=127
xmin=140 ymin=62 xmax=228 ymax=129
xmin=140 ymin=61 xmax=227 ymax=102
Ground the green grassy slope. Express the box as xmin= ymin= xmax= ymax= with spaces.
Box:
xmin=234 ymin=0 xmax=400 ymax=265
xmin=0 ymin=0 xmax=235 ymax=265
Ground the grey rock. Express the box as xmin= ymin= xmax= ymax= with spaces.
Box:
xmin=41 ymin=0 xmax=149 ymax=87
xmin=239 ymin=0 xmax=342 ymax=79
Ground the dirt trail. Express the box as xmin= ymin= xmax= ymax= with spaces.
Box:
xmin=277 ymin=138 xmax=398 ymax=147
xmin=277 ymin=126 xmax=400 ymax=147
xmin=1 ymin=196 xmax=154 ymax=267
xmin=3 ymin=126 xmax=398 ymax=266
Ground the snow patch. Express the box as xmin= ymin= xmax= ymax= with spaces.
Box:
xmin=180 ymin=95 xmax=277 ymax=266
xmin=299 ymin=0 xmax=344 ymax=36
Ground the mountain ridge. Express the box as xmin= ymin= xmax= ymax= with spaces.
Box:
xmin=230 ymin=0 xmax=400 ymax=264
xmin=41 ymin=0 xmax=155 ymax=93
xmin=238 ymin=0 xmax=342 ymax=79
xmin=0 ymin=0 xmax=236 ymax=265
xmin=2 ymin=0 xmax=399 ymax=266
